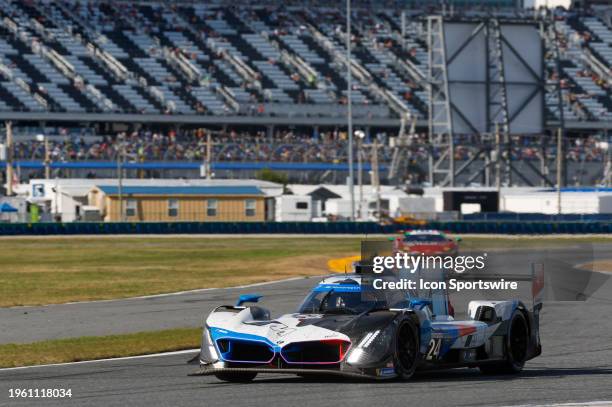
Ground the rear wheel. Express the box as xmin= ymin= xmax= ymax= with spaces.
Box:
xmin=214 ymin=372 xmax=257 ymax=382
xmin=480 ymin=310 xmax=529 ymax=375
xmin=394 ymin=318 xmax=420 ymax=380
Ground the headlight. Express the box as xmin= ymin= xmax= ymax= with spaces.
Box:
xmin=200 ymin=327 xmax=219 ymax=364
xmin=347 ymin=324 xmax=394 ymax=366
xmin=347 ymin=330 xmax=380 ymax=364
xmin=358 ymin=330 xmax=381 ymax=348
xmin=347 ymin=348 xmax=364 ymax=364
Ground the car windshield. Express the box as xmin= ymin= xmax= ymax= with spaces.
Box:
xmin=403 ymin=234 xmax=447 ymax=243
xmin=298 ymin=280 xmax=412 ymax=314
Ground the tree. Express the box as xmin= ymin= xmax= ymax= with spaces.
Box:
xmin=257 ymin=168 xmax=288 ymax=186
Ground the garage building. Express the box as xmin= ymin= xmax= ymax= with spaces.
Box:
xmin=89 ymin=185 xmax=265 ymax=222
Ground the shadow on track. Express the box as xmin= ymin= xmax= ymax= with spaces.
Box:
xmin=198 ymin=366 xmax=612 ymax=386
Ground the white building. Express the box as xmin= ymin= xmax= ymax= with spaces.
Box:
xmin=422 ymin=186 xmax=612 ymax=214
xmin=275 ymin=195 xmax=312 ymax=222
xmin=287 ymin=184 xmax=434 ymax=220
xmin=523 ymin=0 xmax=573 ymax=9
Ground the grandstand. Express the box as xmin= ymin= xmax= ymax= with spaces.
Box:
xmin=0 ymin=0 xmax=610 ymax=186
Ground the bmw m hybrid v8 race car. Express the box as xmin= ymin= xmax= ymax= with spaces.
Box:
xmin=195 ymin=271 xmax=543 ymax=382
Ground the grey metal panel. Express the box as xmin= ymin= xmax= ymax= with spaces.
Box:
xmin=506 ymin=84 xmax=543 ymax=134
xmin=443 ymin=21 xmax=544 ymax=135
xmin=500 ymin=25 xmax=542 ymax=82
xmin=445 ymin=23 xmax=487 ymax=83
xmin=501 ymin=24 xmax=544 ymax=134
xmin=444 ymin=22 xmax=487 ymax=134
xmin=449 ymin=83 xmax=487 ymax=134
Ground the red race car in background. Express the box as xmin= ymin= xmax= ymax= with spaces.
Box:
xmin=395 ymin=230 xmax=460 ymax=256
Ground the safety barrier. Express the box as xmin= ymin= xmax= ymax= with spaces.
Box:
xmin=427 ymin=221 xmax=612 ymax=234
xmin=462 ymin=213 xmax=612 ymax=222
xmin=0 ymin=221 xmax=610 ymax=235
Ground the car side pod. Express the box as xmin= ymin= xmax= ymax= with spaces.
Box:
xmin=235 ymin=294 xmax=263 ymax=307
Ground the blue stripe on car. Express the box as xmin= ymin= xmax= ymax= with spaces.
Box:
xmin=313 ymin=284 xmax=361 ymax=293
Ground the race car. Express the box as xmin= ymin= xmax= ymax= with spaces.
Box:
xmin=194 ymin=269 xmax=542 ymax=382
xmin=395 ymin=230 xmax=460 ymax=256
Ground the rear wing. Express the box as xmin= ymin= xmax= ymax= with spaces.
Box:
xmin=442 ymin=264 xmax=544 ymax=313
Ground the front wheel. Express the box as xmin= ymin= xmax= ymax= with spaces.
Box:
xmin=480 ymin=310 xmax=529 ymax=375
xmin=214 ymin=371 xmax=257 ymax=382
xmin=394 ymin=318 xmax=420 ymax=380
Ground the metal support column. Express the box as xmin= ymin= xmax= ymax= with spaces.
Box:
xmin=427 ymin=15 xmax=454 ymax=187
xmin=488 ymin=19 xmax=512 ymax=186
xmin=346 ymin=0 xmax=355 ymax=220
xmin=546 ymin=18 xmax=567 ymax=187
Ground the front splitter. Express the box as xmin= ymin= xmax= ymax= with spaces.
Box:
xmin=190 ymin=367 xmax=395 ymax=380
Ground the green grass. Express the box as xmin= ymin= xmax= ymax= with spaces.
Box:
xmin=1 ymin=235 xmax=610 ymax=307
xmin=0 ymin=237 xmax=360 ymax=307
xmin=0 ymin=328 xmax=200 ymax=368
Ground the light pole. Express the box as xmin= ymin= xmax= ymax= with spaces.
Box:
xmin=556 ymin=127 xmax=562 ymax=214
xmin=36 ymin=134 xmax=50 ymax=179
xmin=5 ymin=121 xmax=13 ymax=196
xmin=355 ymin=130 xmax=365 ymax=220
xmin=346 ymin=0 xmax=355 ymax=221
xmin=206 ymin=131 xmax=212 ymax=180
xmin=371 ymin=138 xmax=381 ymax=222
xmin=601 ymin=136 xmax=611 ymax=187
xmin=201 ymin=131 xmax=216 ymax=180
xmin=37 ymin=134 xmax=59 ymax=221
xmin=117 ymin=133 xmax=125 ymax=222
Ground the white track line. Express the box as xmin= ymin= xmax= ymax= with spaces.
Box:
xmin=502 ymin=402 xmax=612 ymax=407
xmin=0 ymin=348 xmax=199 ymax=372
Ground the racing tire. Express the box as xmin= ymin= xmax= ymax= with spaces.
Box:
xmin=214 ymin=372 xmax=258 ymax=383
xmin=479 ymin=310 xmax=529 ymax=375
xmin=394 ymin=318 xmax=420 ymax=380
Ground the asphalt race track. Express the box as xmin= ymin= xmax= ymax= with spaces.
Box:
xmin=0 ymin=277 xmax=313 ymax=344
xmin=1 ymin=245 xmax=612 ymax=407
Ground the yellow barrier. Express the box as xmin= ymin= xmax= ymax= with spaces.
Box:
xmin=327 ymin=255 xmax=361 ymax=273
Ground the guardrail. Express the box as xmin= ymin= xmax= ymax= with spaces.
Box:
xmin=0 ymin=221 xmax=610 ymax=235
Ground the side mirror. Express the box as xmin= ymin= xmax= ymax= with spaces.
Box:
xmin=236 ymin=294 xmax=262 ymax=307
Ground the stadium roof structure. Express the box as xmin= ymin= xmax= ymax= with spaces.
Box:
xmin=28 ymin=178 xmax=282 ymax=189
xmin=95 ymin=185 xmax=264 ymax=196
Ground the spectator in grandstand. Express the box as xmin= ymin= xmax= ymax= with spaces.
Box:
xmin=10 ymin=128 xmax=607 ymax=165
